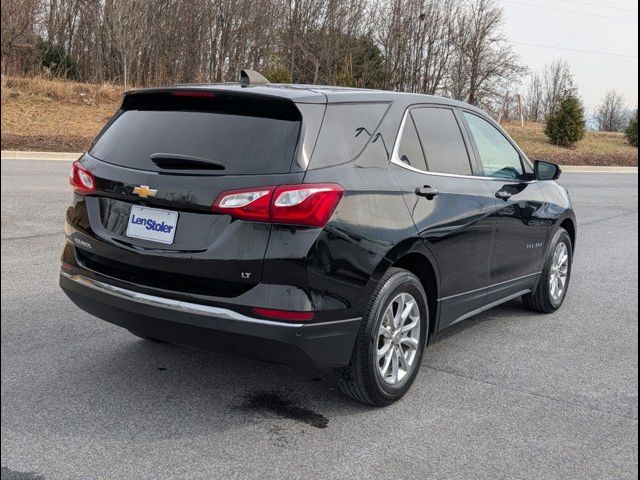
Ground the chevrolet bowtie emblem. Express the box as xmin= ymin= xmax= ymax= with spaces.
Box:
xmin=132 ymin=185 xmax=158 ymax=198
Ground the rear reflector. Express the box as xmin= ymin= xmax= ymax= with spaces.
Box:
xmin=211 ymin=183 xmax=344 ymax=227
xmin=252 ymin=307 xmax=315 ymax=322
xmin=69 ymin=161 xmax=96 ymax=194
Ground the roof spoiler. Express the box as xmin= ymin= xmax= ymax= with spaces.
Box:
xmin=239 ymin=69 xmax=270 ymax=87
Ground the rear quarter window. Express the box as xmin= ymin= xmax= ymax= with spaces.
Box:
xmin=308 ymin=103 xmax=390 ymax=169
xmin=397 ymin=116 xmax=428 ymax=171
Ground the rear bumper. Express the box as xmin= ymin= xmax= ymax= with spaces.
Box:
xmin=60 ymin=271 xmax=360 ymax=367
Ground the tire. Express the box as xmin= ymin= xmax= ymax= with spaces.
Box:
xmin=336 ymin=268 xmax=429 ymax=406
xmin=523 ymin=228 xmax=573 ymax=314
xmin=128 ymin=329 xmax=166 ymax=343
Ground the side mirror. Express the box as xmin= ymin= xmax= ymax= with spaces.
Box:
xmin=534 ymin=160 xmax=561 ymax=181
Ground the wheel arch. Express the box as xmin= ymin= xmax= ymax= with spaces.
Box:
xmin=368 ymin=239 xmax=441 ymax=336
xmin=559 ymin=217 xmax=576 ymax=250
xmin=393 ymin=253 xmax=439 ymax=336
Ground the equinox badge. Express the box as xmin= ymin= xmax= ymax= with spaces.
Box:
xmin=132 ymin=185 xmax=158 ymax=198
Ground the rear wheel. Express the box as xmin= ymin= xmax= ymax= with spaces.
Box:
xmin=523 ymin=228 xmax=573 ymax=313
xmin=336 ymin=268 xmax=428 ymax=406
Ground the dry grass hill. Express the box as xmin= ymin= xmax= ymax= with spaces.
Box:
xmin=2 ymin=76 xmax=637 ymax=166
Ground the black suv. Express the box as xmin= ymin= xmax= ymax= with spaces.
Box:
xmin=60 ymin=73 xmax=576 ymax=405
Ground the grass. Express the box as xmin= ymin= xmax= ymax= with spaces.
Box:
xmin=1 ymin=76 xmax=123 ymax=152
xmin=503 ymin=121 xmax=637 ymax=167
xmin=1 ymin=76 xmax=637 ymax=166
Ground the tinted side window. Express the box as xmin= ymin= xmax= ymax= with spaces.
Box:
xmin=411 ymin=108 xmax=472 ymax=176
xmin=295 ymin=103 xmax=326 ymax=170
xmin=397 ymin=116 xmax=428 ymax=171
xmin=463 ymin=112 xmax=523 ymax=179
xmin=309 ymin=103 xmax=389 ymax=169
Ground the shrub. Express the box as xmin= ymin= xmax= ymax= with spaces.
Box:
xmin=625 ymin=110 xmax=638 ymax=147
xmin=544 ymin=95 xmax=586 ymax=147
xmin=38 ymin=40 xmax=78 ymax=79
xmin=264 ymin=65 xmax=291 ymax=84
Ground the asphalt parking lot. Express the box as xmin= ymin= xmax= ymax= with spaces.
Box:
xmin=1 ymin=159 xmax=638 ymax=480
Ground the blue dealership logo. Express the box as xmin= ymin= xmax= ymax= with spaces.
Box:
xmin=130 ymin=214 xmax=174 ymax=233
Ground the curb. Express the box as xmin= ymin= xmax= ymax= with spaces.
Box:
xmin=559 ymin=165 xmax=637 ymax=173
xmin=1 ymin=151 xmax=81 ymax=161
xmin=1 ymin=151 xmax=638 ymax=173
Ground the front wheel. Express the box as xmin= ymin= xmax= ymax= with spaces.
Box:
xmin=336 ymin=268 xmax=429 ymax=406
xmin=523 ymin=228 xmax=573 ymax=313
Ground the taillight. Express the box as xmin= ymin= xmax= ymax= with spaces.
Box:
xmin=69 ymin=161 xmax=96 ymax=194
xmin=211 ymin=186 xmax=275 ymax=222
xmin=211 ymin=183 xmax=344 ymax=227
xmin=271 ymin=184 xmax=344 ymax=227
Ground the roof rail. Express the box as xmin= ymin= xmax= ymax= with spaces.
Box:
xmin=239 ymin=69 xmax=270 ymax=87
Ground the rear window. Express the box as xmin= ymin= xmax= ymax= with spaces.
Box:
xmin=90 ymin=92 xmax=301 ymax=175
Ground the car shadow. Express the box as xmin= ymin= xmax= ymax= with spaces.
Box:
xmin=26 ymin=330 xmax=371 ymax=441
xmin=24 ymin=299 xmax=528 ymax=441
xmin=429 ymin=298 xmax=530 ymax=344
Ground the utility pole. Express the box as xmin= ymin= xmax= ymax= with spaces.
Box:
xmin=504 ymin=91 xmax=509 ymax=122
xmin=517 ymin=93 xmax=524 ymax=127
xmin=498 ymin=91 xmax=509 ymax=123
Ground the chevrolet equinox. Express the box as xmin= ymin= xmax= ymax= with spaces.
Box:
xmin=60 ymin=71 xmax=576 ymax=406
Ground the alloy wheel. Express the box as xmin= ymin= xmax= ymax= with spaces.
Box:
xmin=549 ymin=242 xmax=569 ymax=302
xmin=376 ymin=292 xmax=421 ymax=385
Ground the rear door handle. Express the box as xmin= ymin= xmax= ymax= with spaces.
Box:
xmin=415 ymin=186 xmax=439 ymax=199
xmin=495 ymin=190 xmax=512 ymax=200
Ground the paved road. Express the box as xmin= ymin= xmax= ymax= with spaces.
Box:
xmin=1 ymin=160 xmax=638 ymax=480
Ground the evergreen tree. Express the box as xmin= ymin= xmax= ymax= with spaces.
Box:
xmin=625 ymin=110 xmax=638 ymax=147
xmin=544 ymin=95 xmax=586 ymax=147
xmin=38 ymin=40 xmax=78 ymax=79
xmin=264 ymin=66 xmax=291 ymax=84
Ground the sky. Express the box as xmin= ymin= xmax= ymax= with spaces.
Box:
xmin=499 ymin=0 xmax=638 ymax=113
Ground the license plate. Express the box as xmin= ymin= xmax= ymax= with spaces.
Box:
xmin=126 ymin=205 xmax=178 ymax=244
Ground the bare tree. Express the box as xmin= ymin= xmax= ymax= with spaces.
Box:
xmin=375 ymin=0 xmax=458 ymax=93
xmin=102 ymin=0 xmax=143 ymax=88
xmin=444 ymin=0 xmax=525 ymax=109
xmin=520 ymin=60 xmax=577 ymax=123
xmin=525 ymin=71 xmax=544 ymax=122
xmin=1 ymin=0 xmax=42 ymax=74
xmin=594 ymin=90 xmax=627 ymax=132
xmin=2 ymin=0 xmax=528 ymax=99
xmin=541 ymin=59 xmax=574 ymax=119
xmin=419 ymin=0 xmax=460 ymax=95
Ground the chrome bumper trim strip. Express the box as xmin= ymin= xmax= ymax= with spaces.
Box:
xmin=61 ymin=271 xmax=359 ymax=328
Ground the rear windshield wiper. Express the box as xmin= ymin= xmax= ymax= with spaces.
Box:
xmin=150 ymin=153 xmax=226 ymax=170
